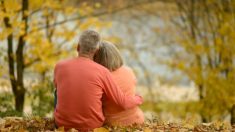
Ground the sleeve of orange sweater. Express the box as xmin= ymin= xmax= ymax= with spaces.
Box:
xmin=102 ymin=70 xmax=143 ymax=110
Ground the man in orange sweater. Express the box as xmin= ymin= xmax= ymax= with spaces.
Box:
xmin=53 ymin=30 xmax=143 ymax=131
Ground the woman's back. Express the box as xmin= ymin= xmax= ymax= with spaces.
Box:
xmin=103 ymin=66 xmax=144 ymax=126
xmin=93 ymin=41 xmax=144 ymax=126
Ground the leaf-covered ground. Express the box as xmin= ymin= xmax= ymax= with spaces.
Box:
xmin=0 ymin=117 xmax=234 ymax=132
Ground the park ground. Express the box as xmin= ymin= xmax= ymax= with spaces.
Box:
xmin=0 ymin=116 xmax=235 ymax=132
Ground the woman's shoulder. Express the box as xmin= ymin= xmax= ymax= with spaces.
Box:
xmin=114 ymin=65 xmax=136 ymax=78
xmin=121 ymin=65 xmax=134 ymax=73
xmin=112 ymin=65 xmax=137 ymax=94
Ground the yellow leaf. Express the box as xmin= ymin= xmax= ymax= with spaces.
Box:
xmin=29 ymin=0 xmax=44 ymax=9
xmin=68 ymin=128 xmax=78 ymax=132
xmin=93 ymin=127 xmax=109 ymax=132
xmin=17 ymin=128 xmax=28 ymax=132
xmin=4 ymin=0 xmax=21 ymax=12
xmin=95 ymin=3 xmax=101 ymax=8
xmin=57 ymin=126 xmax=64 ymax=132
xmin=144 ymin=127 xmax=152 ymax=132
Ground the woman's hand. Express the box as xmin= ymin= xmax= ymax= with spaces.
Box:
xmin=134 ymin=95 xmax=143 ymax=105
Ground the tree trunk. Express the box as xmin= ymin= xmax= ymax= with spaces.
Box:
xmin=231 ymin=104 xmax=235 ymax=124
xmin=2 ymin=1 xmax=20 ymax=112
xmin=14 ymin=0 xmax=28 ymax=112
xmin=14 ymin=90 xmax=25 ymax=112
xmin=201 ymin=115 xmax=208 ymax=123
xmin=198 ymin=84 xmax=209 ymax=123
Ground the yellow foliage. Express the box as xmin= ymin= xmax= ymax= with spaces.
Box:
xmin=104 ymin=36 xmax=122 ymax=44
xmin=29 ymin=0 xmax=45 ymax=10
xmin=170 ymin=0 xmax=235 ymax=120
xmin=95 ymin=3 xmax=101 ymax=8
xmin=44 ymin=0 xmax=62 ymax=10
xmin=93 ymin=127 xmax=109 ymax=132
xmin=0 ymin=28 xmax=12 ymax=41
xmin=0 ymin=0 xmax=111 ymax=76
xmin=79 ymin=18 xmax=111 ymax=30
xmin=64 ymin=7 xmax=78 ymax=14
xmin=78 ymin=3 xmax=94 ymax=16
xmin=3 ymin=0 xmax=21 ymax=12
xmin=144 ymin=127 xmax=152 ymax=132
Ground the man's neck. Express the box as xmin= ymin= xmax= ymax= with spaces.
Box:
xmin=79 ymin=53 xmax=94 ymax=60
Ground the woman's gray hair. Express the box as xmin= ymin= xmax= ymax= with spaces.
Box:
xmin=78 ymin=30 xmax=101 ymax=54
xmin=94 ymin=41 xmax=123 ymax=71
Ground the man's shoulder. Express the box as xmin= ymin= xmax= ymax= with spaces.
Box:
xmin=55 ymin=58 xmax=110 ymax=74
xmin=55 ymin=58 xmax=74 ymax=68
xmin=92 ymin=62 xmax=110 ymax=73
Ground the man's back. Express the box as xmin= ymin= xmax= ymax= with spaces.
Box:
xmin=54 ymin=57 xmax=108 ymax=131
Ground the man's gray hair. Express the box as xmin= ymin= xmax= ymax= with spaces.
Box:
xmin=79 ymin=30 xmax=101 ymax=54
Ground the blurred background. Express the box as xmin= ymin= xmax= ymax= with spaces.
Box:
xmin=0 ymin=0 xmax=235 ymax=124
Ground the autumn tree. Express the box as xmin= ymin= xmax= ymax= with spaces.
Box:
xmin=0 ymin=0 xmax=110 ymax=113
xmin=168 ymin=0 xmax=235 ymax=122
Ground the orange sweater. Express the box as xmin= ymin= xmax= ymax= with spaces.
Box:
xmin=103 ymin=66 xmax=144 ymax=126
xmin=53 ymin=57 xmax=142 ymax=131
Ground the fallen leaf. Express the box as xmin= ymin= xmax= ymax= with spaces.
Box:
xmin=93 ymin=127 xmax=109 ymax=132
xmin=144 ymin=127 xmax=152 ymax=132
